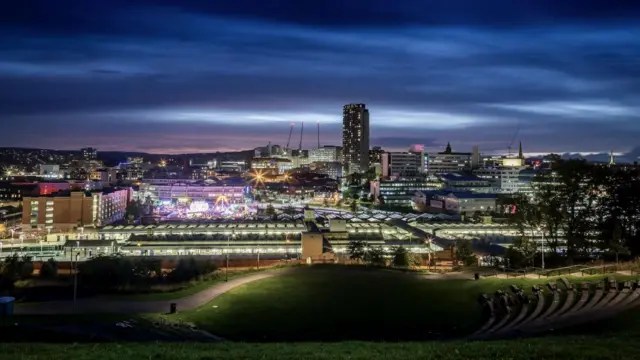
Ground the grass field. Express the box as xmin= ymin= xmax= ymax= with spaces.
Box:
xmin=3 ymin=336 xmax=640 ymax=360
xmin=4 ymin=265 xmax=640 ymax=359
xmin=164 ymin=264 xmax=633 ymax=341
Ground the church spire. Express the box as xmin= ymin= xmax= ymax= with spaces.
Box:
xmin=445 ymin=142 xmax=452 ymax=153
xmin=518 ymin=141 xmax=523 ymax=159
xmin=609 ymin=150 xmax=615 ymax=166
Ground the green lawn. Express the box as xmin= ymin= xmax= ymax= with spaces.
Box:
xmin=113 ymin=267 xmax=269 ymax=301
xmin=4 ymin=265 xmax=640 ymax=359
xmin=165 ymin=265 xmax=633 ymax=342
xmin=2 ymin=337 xmax=640 ymax=360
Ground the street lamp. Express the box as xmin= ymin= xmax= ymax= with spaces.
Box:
xmin=226 ymin=232 xmax=235 ymax=282
xmin=538 ymin=227 xmax=545 ymax=269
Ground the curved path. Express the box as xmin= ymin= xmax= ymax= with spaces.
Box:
xmin=15 ymin=270 xmax=287 ymax=315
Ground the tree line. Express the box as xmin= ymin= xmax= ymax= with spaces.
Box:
xmin=0 ymin=254 xmax=219 ymax=294
xmin=508 ymin=159 xmax=640 ymax=267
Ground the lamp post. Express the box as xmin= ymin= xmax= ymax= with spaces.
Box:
xmin=225 ymin=233 xmax=234 ymax=282
xmin=73 ymin=251 xmax=79 ymax=311
xmin=538 ymin=227 xmax=545 ymax=269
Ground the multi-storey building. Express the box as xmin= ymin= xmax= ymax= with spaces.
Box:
xmin=381 ymin=152 xmax=422 ymax=179
xmin=22 ymin=187 xmax=132 ymax=231
xmin=370 ymin=178 xmax=443 ymax=205
xmin=412 ymin=190 xmax=497 ymax=214
xmin=251 ymin=157 xmax=292 ymax=174
xmin=473 ymin=167 xmax=527 ymax=194
xmin=312 ymin=162 xmax=342 ymax=180
xmin=309 ymin=146 xmax=342 ymax=163
xmin=342 ymin=103 xmax=370 ymax=175
xmin=426 ymin=143 xmax=472 ymax=174
xmin=81 ymin=147 xmax=98 ymax=161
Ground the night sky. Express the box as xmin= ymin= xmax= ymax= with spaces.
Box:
xmin=1 ymin=1 xmax=639 ymax=155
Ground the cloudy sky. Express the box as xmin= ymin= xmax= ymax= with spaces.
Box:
xmin=1 ymin=1 xmax=639 ymax=154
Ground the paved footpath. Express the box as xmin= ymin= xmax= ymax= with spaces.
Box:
xmin=15 ymin=270 xmax=286 ymax=315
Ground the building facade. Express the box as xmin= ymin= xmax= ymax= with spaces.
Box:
xmin=381 ymin=152 xmax=423 ymax=178
xmin=22 ymin=188 xmax=132 ymax=231
xmin=250 ymin=158 xmax=292 ymax=174
xmin=342 ymin=103 xmax=370 ymax=175
xmin=81 ymin=147 xmax=98 ymax=161
xmin=309 ymin=146 xmax=342 ymax=163
xmin=413 ymin=191 xmax=497 ymax=214
xmin=426 ymin=143 xmax=472 ymax=174
xmin=370 ymin=179 xmax=443 ymax=205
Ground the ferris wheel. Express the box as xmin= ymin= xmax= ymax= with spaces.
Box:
xmin=216 ymin=195 xmax=230 ymax=207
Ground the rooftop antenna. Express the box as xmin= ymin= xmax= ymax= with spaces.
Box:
xmin=298 ymin=121 xmax=304 ymax=151
xmin=285 ymin=122 xmax=295 ymax=153
xmin=317 ymin=120 xmax=320 ymax=149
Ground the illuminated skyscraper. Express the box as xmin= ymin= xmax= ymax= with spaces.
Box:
xmin=342 ymin=103 xmax=370 ymax=175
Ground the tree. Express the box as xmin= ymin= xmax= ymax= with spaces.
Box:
xmin=39 ymin=258 xmax=58 ymax=279
xmin=264 ymin=204 xmax=277 ymax=218
xmin=365 ymin=246 xmax=386 ymax=266
xmin=506 ymin=236 xmax=538 ymax=268
xmin=391 ymin=246 xmax=411 ymax=267
xmin=350 ymin=199 xmax=358 ymax=213
xmin=125 ymin=200 xmax=142 ymax=223
xmin=347 ymin=240 xmax=367 ymax=262
xmin=455 ymin=239 xmax=477 ymax=266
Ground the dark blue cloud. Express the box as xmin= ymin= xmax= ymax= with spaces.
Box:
xmin=0 ymin=0 xmax=639 ymax=154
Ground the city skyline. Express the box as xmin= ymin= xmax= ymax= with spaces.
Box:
xmin=1 ymin=1 xmax=640 ymax=154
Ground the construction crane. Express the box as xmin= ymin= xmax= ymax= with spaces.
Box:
xmin=298 ymin=121 xmax=304 ymax=151
xmin=317 ymin=120 xmax=320 ymax=149
xmin=285 ymin=122 xmax=295 ymax=153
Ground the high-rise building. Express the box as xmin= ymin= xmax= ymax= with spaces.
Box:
xmin=81 ymin=147 xmax=98 ymax=161
xmin=342 ymin=104 xmax=370 ymax=175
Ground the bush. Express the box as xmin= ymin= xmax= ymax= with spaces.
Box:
xmin=168 ymin=258 xmax=218 ymax=283
xmin=39 ymin=258 xmax=58 ymax=279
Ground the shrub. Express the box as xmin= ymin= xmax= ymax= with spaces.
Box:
xmin=39 ymin=258 xmax=58 ymax=279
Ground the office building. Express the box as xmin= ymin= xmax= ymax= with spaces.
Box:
xmin=342 ymin=103 xmax=370 ymax=175
xmin=426 ymin=143 xmax=472 ymax=174
xmin=370 ymin=178 xmax=442 ymax=205
xmin=39 ymin=164 xmax=62 ymax=179
xmin=251 ymin=157 xmax=292 ymax=174
xmin=473 ymin=167 xmax=527 ymax=194
xmin=381 ymin=152 xmax=422 ymax=178
xmin=438 ymin=173 xmax=493 ymax=193
xmin=412 ymin=191 xmax=497 ymax=214
xmin=22 ymin=187 xmax=132 ymax=231
xmin=369 ymin=146 xmax=385 ymax=165
xmin=309 ymin=146 xmax=342 ymax=163
xmin=81 ymin=147 xmax=98 ymax=161
xmin=312 ymin=162 xmax=342 ymax=180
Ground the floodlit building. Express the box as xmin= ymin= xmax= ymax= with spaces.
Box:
xmin=22 ymin=187 xmax=132 ymax=231
xmin=342 ymin=103 xmax=370 ymax=175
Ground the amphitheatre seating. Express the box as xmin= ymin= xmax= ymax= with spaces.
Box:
xmin=470 ymin=277 xmax=640 ymax=340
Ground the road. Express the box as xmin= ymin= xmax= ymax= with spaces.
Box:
xmin=14 ymin=269 xmax=287 ymax=315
